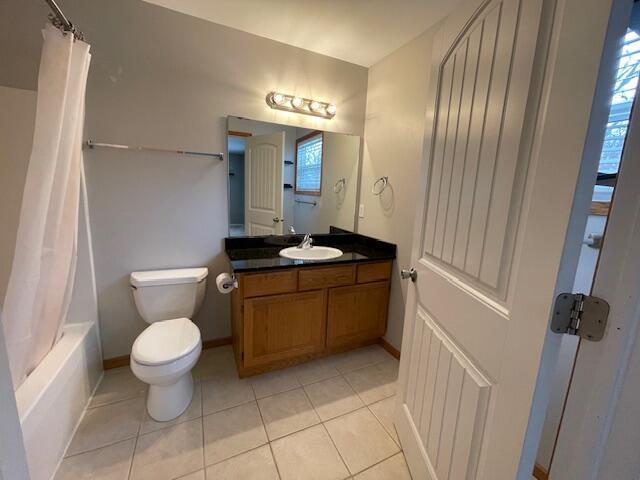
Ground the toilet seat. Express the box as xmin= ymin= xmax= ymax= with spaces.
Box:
xmin=132 ymin=318 xmax=201 ymax=366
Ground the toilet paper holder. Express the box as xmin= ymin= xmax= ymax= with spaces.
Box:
xmin=222 ymin=274 xmax=238 ymax=290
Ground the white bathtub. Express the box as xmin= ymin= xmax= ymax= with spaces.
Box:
xmin=15 ymin=322 xmax=103 ymax=480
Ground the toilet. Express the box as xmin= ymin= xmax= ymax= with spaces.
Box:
xmin=129 ymin=267 xmax=208 ymax=421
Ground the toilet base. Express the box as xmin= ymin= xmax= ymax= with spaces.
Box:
xmin=146 ymin=372 xmax=193 ymax=421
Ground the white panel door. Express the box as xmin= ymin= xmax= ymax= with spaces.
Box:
xmin=394 ymin=0 xmax=611 ymax=478
xmin=244 ymin=132 xmax=284 ymax=236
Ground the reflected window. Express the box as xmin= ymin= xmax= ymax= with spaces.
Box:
xmin=295 ymin=131 xmax=323 ymax=195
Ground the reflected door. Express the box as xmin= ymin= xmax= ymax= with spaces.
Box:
xmin=244 ymin=132 xmax=284 ymax=235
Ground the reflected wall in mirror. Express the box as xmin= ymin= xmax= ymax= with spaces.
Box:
xmin=227 ymin=116 xmax=361 ymax=237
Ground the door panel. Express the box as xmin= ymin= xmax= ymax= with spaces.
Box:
xmin=422 ymin=0 xmax=530 ymax=298
xmin=244 ymin=132 xmax=284 ymax=236
xmin=406 ymin=308 xmax=491 ymax=479
xmin=396 ymin=0 xmax=559 ymax=477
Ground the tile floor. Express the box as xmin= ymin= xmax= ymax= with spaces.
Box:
xmin=54 ymin=344 xmax=410 ymax=480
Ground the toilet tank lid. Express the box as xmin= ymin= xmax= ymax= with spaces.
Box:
xmin=130 ymin=267 xmax=208 ymax=287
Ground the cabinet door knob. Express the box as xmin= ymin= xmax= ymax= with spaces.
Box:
xmin=272 ymin=217 xmax=285 ymax=223
xmin=401 ymin=268 xmax=417 ymax=282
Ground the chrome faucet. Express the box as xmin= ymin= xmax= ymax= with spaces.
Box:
xmin=297 ymin=233 xmax=313 ymax=249
xmin=288 ymin=226 xmax=296 ymax=234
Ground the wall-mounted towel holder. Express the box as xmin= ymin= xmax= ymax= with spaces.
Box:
xmin=295 ymin=199 xmax=318 ymax=206
xmin=372 ymin=176 xmax=389 ymax=196
xmin=85 ymin=140 xmax=224 ymax=161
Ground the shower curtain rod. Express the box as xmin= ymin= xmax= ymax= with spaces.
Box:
xmin=44 ymin=0 xmax=84 ymax=41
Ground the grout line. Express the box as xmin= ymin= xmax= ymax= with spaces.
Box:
xmin=366 ymin=398 xmax=401 ymax=448
xmin=350 ymin=450 xmax=404 ymax=477
xmin=63 ymin=432 xmax=139 ymax=460
xmin=199 ymin=380 xmax=206 ymax=480
xmin=253 ymin=392 xmax=282 ymax=480
xmin=126 ymin=410 xmax=143 ymax=480
xmin=60 ymin=347 xmax=398 ymax=477
xmin=85 ymin=390 xmax=147 ymax=411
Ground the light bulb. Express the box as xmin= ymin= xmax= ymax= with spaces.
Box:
xmin=291 ymin=97 xmax=305 ymax=109
xmin=272 ymin=93 xmax=286 ymax=106
xmin=326 ymin=104 xmax=337 ymax=116
xmin=310 ymin=101 xmax=322 ymax=112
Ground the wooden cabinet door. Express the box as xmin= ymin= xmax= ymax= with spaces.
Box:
xmin=243 ymin=290 xmax=327 ymax=368
xmin=327 ymin=281 xmax=390 ymax=348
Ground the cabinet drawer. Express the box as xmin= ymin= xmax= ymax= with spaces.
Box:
xmin=357 ymin=261 xmax=392 ymax=283
xmin=243 ymin=270 xmax=297 ymax=298
xmin=298 ymin=265 xmax=356 ymax=291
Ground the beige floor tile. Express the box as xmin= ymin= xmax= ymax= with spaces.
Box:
xmin=368 ymin=396 xmax=399 ymax=444
xmin=304 ymin=376 xmax=364 ymax=421
xmin=176 ymin=470 xmax=205 ymax=480
xmin=271 ymin=424 xmax=349 ymax=480
xmin=325 ymin=408 xmax=399 ymax=474
xmin=205 ymin=445 xmax=279 ymax=480
xmin=202 ymin=377 xmax=254 ymax=415
xmin=139 ymin=383 xmax=202 ymax=435
xmin=89 ymin=369 xmax=147 ymax=408
xmin=258 ymin=388 xmax=320 ymax=440
xmin=67 ymin=397 xmax=145 ymax=456
xmin=55 ymin=438 xmax=135 ymax=480
xmin=193 ymin=345 xmax=238 ymax=381
xmin=343 ymin=362 xmax=397 ymax=405
xmin=250 ymin=368 xmax=301 ymax=399
xmin=203 ymin=401 xmax=268 ymax=465
xmin=354 ymin=453 xmax=411 ymax=480
xmin=294 ymin=357 xmax=341 ymax=385
xmin=333 ymin=345 xmax=390 ymax=374
xmin=130 ymin=419 xmax=203 ymax=480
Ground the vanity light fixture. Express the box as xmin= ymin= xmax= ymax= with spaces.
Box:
xmin=266 ymin=91 xmax=336 ymax=119
xmin=272 ymin=92 xmax=287 ymax=106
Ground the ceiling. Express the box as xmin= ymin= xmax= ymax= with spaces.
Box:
xmin=142 ymin=0 xmax=459 ymax=67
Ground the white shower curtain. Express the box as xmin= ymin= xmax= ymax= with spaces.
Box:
xmin=2 ymin=25 xmax=91 ymax=389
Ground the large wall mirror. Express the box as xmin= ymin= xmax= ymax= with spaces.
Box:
xmin=227 ymin=116 xmax=361 ymax=237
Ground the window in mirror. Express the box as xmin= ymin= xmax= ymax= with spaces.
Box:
xmin=295 ymin=131 xmax=323 ymax=195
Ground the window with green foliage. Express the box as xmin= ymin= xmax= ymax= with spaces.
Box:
xmin=295 ymin=132 xmax=323 ymax=195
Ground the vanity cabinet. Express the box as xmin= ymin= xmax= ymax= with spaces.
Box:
xmin=243 ymin=290 xmax=326 ymax=368
xmin=326 ymin=281 xmax=389 ymax=349
xmin=231 ymin=261 xmax=392 ymax=376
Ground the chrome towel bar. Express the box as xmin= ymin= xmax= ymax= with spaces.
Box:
xmin=85 ymin=140 xmax=224 ymax=160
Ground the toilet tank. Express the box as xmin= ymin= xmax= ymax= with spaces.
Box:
xmin=130 ymin=268 xmax=208 ymax=324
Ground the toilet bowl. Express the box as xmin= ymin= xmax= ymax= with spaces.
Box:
xmin=129 ymin=267 xmax=208 ymax=421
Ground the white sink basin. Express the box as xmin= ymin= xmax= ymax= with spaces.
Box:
xmin=279 ymin=246 xmax=343 ymax=261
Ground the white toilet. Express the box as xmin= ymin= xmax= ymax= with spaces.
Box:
xmin=129 ymin=267 xmax=208 ymax=421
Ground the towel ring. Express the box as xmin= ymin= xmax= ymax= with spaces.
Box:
xmin=333 ymin=178 xmax=346 ymax=193
xmin=372 ymin=176 xmax=389 ymax=195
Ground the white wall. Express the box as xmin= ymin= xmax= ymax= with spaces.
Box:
xmin=1 ymin=0 xmax=367 ymax=361
xmin=357 ymin=25 xmax=439 ymax=349
xmin=74 ymin=0 xmax=367 ymax=359
xmin=294 ymin=130 xmax=360 ymax=234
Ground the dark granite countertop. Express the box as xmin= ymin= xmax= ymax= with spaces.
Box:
xmin=225 ymin=230 xmax=396 ymax=273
